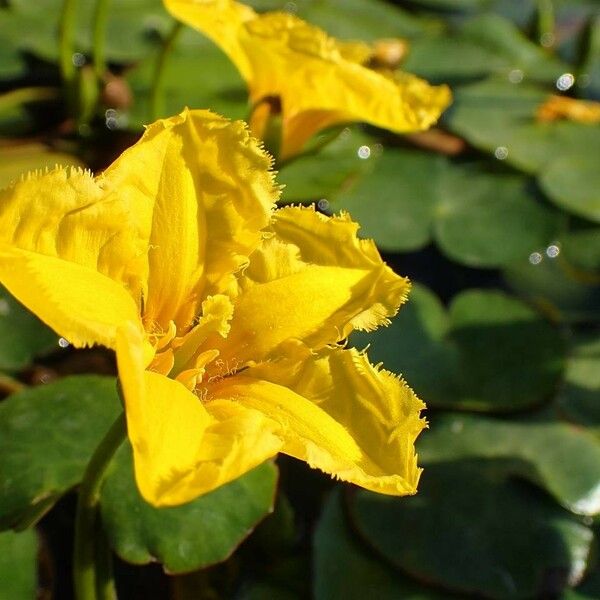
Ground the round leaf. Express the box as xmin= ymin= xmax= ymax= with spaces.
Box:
xmin=100 ymin=443 xmax=278 ymax=573
xmin=335 ymin=149 xmax=559 ymax=266
xmin=418 ymin=413 xmax=600 ymax=515
xmin=352 ymin=286 xmax=565 ymax=412
xmin=0 ymin=529 xmax=37 ymax=599
xmin=0 ymin=376 xmax=121 ymax=529
xmin=351 ymin=460 xmax=594 ymax=599
xmin=433 ymin=166 xmax=559 ymax=267
xmin=540 ymin=156 xmax=600 ymax=223
xmin=314 ymin=489 xmax=445 ymax=599
xmin=557 ymin=333 xmax=600 ymax=434
xmin=0 ymin=285 xmax=57 ymax=373
xmin=504 ymin=256 xmax=600 ymax=323
xmin=405 ymin=14 xmax=568 ymax=83
xmin=277 ymin=128 xmax=374 ymax=204
xmin=333 ymin=147 xmax=441 ymax=252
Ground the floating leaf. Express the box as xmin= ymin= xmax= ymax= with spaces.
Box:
xmin=0 ymin=285 xmax=57 ymax=373
xmin=100 ymin=443 xmax=278 ymax=573
xmin=446 ymin=78 xmax=600 ymax=221
xmin=504 ymin=256 xmax=600 ymax=323
xmin=418 ymin=413 xmax=600 ymax=515
xmin=352 ymin=286 xmax=565 ymax=411
xmin=0 ymin=529 xmax=38 ymax=599
xmin=351 ymin=460 xmax=594 ymax=599
xmin=278 ymin=128 xmax=374 ymax=204
xmin=540 ymin=156 xmax=600 ymax=223
xmin=557 ymin=333 xmax=600 ymax=434
xmin=314 ymin=489 xmax=445 ymax=599
xmin=405 ymin=14 xmax=568 ymax=83
xmin=335 ymin=148 xmax=559 ymax=265
xmin=0 ymin=376 xmax=120 ymax=530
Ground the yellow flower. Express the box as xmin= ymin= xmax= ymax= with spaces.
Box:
xmin=536 ymin=95 xmax=600 ymax=124
xmin=0 ymin=109 xmax=425 ymax=507
xmin=164 ymin=0 xmax=451 ymax=159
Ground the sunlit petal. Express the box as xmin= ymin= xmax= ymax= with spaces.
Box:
xmin=103 ymin=109 xmax=279 ymax=331
xmin=210 ymin=206 xmax=409 ymax=367
xmin=0 ymin=245 xmax=142 ymax=349
xmin=212 ymin=344 xmax=426 ymax=495
xmin=117 ymin=321 xmax=282 ymax=506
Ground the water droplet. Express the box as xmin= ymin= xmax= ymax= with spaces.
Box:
xmin=58 ymin=338 xmax=70 ymax=348
xmin=317 ymin=198 xmax=329 ymax=211
xmin=494 ymin=146 xmax=508 ymax=160
xmin=546 ymin=244 xmax=560 ymax=258
xmin=78 ymin=123 xmax=91 ymax=136
xmin=556 ymin=73 xmax=575 ymax=92
xmin=339 ymin=127 xmax=351 ymax=140
xmin=578 ymin=73 xmax=591 ymax=88
xmin=104 ymin=109 xmax=128 ymax=131
xmin=357 ymin=145 xmax=371 ymax=159
xmin=0 ymin=299 xmax=9 ymax=316
xmin=529 ymin=252 xmax=543 ymax=265
xmin=284 ymin=1 xmax=297 ymax=12
xmin=508 ymin=69 xmax=524 ymax=84
xmin=540 ymin=32 xmax=555 ymax=48
xmin=72 ymin=52 xmax=86 ymax=67
xmin=451 ymin=420 xmax=464 ymax=434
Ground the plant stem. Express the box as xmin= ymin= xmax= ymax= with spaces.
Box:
xmin=537 ymin=0 xmax=555 ymax=47
xmin=92 ymin=0 xmax=112 ymax=81
xmin=73 ymin=412 xmax=126 ymax=600
xmin=59 ymin=0 xmax=78 ymax=88
xmin=0 ymin=87 xmax=59 ymax=114
xmin=0 ymin=373 xmax=26 ymax=395
xmin=149 ymin=21 xmax=182 ymax=122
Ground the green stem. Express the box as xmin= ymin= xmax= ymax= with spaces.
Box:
xmin=92 ymin=0 xmax=112 ymax=81
xmin=59 ymin=0 xmax=78 ymax=87
xmin=149 ymin=21 xmax=182 ymax=122
xmin=94 ymin=517 xmax=117 ymax=600
xmin=73 ymin=412 xmax=126 ymax=600
xmin=0 ymin=87 xmax=59 ymax=114
xmin=537 ymin=0 xmax=555 ymax=47
xmin=0 ymin=373 xmax=26 ymax=395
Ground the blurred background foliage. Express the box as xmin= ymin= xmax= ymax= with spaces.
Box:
xmin=0 ymin=0 xmax=599 ymax=598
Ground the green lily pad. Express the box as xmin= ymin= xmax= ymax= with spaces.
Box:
xmin=0 ymin=376 xmax=121 ymax=530
xmin=351 ymin=460 xmax=594 ymax=599
xmin=0 ymin=285 xmax=57 ymax=373
xmin=314 ymin=489 xmax=446 ymax=599
xmin=405 ymin=14 xmax=568 ymax=83
xmin=278 ymin=128 xmax=374 ymax=204
xmin=418 ymin=413 xmax=600 ymax=515
xmin=332 ymin=147 xmax=442 ymax=251
xmin=540 ymin=156 xmax=600 ymax=223
xmin=100 ymin=443 xmax=278 ymax=573
xmin=504 ymin=255 xmax=600 ymax=323
xmin=352 ymin=286 xmax=565 ymax=412
xmin=291 ymin=0 xmax=435 ymax=41
xmin=560 ymin=220 xmax=600 ymax=274
xmin=0 ymin=529 xmax=38 ymax=599
xmin=557 ymin=333 xmax=600 ymax=434
xmin=578 ymin=14 xmax=600 ymax=101
xmin=446 ymin=78 xmax=600 ymax=222
xmin=335 ymin=148 xmax=559 ymax=266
